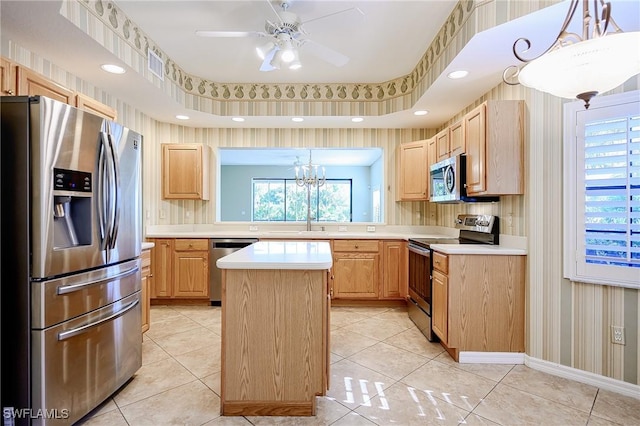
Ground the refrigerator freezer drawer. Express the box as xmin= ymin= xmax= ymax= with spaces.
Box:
xmin=31 ymin=259 xmax=141 ymax=329
xmin=31 ymin=291 xmax=142 ymax=425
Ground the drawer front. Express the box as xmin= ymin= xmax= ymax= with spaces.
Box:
xmin=174 ymin=239 xmax=208 ymax=251
xmin=333 ymin=240 xmax=379 ymax=253
xmin=141 ymin=249 xmax=152 ymax=268
xmin=432 ymin=251 xmax=448 ymax=274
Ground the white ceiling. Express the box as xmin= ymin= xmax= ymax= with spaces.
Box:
xmin=1 ymin=0 xmax=639 ymax=130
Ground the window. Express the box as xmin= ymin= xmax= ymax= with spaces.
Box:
xmin=564 ymin=90 xmax=640 ymax=288
xmin=252 ymin=178 xmax=352 ymax=222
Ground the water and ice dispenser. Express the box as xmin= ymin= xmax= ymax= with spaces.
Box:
xmin=53 ymin=168 xmax=92 ymax=248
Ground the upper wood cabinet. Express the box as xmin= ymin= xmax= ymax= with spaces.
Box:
xmin=465 ymin=100 xmax=524 ymax=196
xmin=449 ymin=120 xmax=465 ymax=157
xmin=162 ymin=143 xmax=211 ymax=200
xmin=17 ymin=66 xmax=75 ymax=104
xmin=76 ymin=92 xmax=117 ymax=121
xmin=435 ymin=127 xmax=450 ymax=162
xmin=427 ymin=136 xmax=437 ymax=173
xmin=1 ymin=57 xmax=17 ymax=96
xmin=397 ymin=140 xmax=428 ymax=201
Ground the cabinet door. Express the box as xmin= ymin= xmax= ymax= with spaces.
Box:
xmin=332 ymin=253 xmax=380 ymax=298
xmin=17 ymin=66 xmax=75 ymax=104
xmin=449 ymin=121 xmax=465 ymax=156
xmin=162 ymin=144 xmax=210 ymax=200
xmin=382 ymin=241 xmax=407 ymax=299
xmin=76 ymin=92 xmax=117 ymax=121
xmin=435 ymin=128 xmax=450 ymax=161
xmin=464 ymin=103 xmax=487 ymax=194
xmin=427 ymin=137 xmax=437 ymax=173
xmin=431 ymin=269 xmax=448 ymax=343
xmin=152 ymin=239 xmax=174 ymax=298
xmin=398 ymin=140 xmax=428 ymax=200
xmin=1 ymin=57 xmax=17 ymax=96
xmin=141 ymin=248 xmax=152 ymax=333
xmin=173 ymin=250 xmax=209 ymax=297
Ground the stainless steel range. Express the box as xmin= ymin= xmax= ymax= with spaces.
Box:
xmin=407 ymin=214 xmax=499 ymax=341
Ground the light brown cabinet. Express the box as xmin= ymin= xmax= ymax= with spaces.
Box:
xmin=464 ymin=100 xmax=524 ymax=196
xmin=431 ymin=250 xmax=526 ymax=360
xmin=1 ymin=57 xmax=17 ymax=96
xmin=332 ymin=239 xmax=381 ymax=299
xmin=17 ymin=66 xmax=75 ymax=104
xmin=162 ymin=143 xmax=211 ymax=200
xmin=141 ymin=247 xmax=152 ymax=333
xmin=150 ymin=238 xmax=209 ymax=300
xmin=76 ymin=92 xmax=117 ymax=121
xmin=449 ymin=120 xmax=465 ymax=157
xmin=173 ymin=239 xmax=209 ymax=298
xmin=435 ymin=127 xmax=450 ymax=162
xmin=382 ymin=241 xmax=407 ymax=299
xmin=397 ymin=140 xmax=428 ymax=201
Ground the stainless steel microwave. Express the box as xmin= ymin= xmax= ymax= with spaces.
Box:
xmin=429 ymin=154 xmax=498 ymax=203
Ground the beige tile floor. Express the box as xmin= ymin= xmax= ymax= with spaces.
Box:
xmin=78 ymin=305 xmax=640 ymax=426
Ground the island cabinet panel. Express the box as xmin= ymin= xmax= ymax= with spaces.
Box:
xmin=332 ymin=240 xmax=381 ymax=299
xmin=431 ymin=251 xmax=526 ymax=359
xmin=221 ymin=268 xmax=329 ymax=416
xmin=397 ymin=140 xmax=429 ymax=201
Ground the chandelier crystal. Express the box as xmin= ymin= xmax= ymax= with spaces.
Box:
xmin=503 ymin=0 xmax=640 ymax=109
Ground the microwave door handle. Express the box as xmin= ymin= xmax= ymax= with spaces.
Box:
xmin=107 ymin=134 xmax=121 ymax=249
xmin=98 ymin=133 xmax=109 ymax=250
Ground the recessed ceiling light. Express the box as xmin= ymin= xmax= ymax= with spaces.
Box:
xmin=175 ymin=115 xmax=190 ymax=120
xmin=351 ymin=117 xmax=364 ymax=123
xmin=100 ymin=64 xmax=125 ymax=74
xmin=413 ymin=110 xmax=429 ymax=116
xmin=447 ymin=70 xmax=469 ymax=79
xmin=291 ymin=117 xmax=304 ymax=122
xmin=232 ymin=117 xmax=245 ymax=122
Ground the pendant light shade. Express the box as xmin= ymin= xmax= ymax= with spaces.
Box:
xmin=504 ymin=0 xmax=640 ymax=109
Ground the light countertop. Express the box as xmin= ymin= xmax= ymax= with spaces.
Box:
xmin=430 ymin=244 xmax=527 ymax=255
xmin=141 ymin=241 xmax=155 ymax=250
xmin=216 ymin=241 xmax=333 ymax=270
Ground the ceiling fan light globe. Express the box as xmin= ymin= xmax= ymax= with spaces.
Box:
xmin=281 ymin=49 xmax=295 ymax=63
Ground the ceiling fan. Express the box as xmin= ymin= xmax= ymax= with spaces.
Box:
xmin=196 ymin=0 xmax=364 ymax=71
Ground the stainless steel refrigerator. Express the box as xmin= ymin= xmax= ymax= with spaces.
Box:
xmin=1 ymin=96 xmax=142 ymax=425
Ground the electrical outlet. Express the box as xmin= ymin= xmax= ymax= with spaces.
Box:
xmin=159 ymin=209 xmax=166 ymax=219
xmin=338 ymin=226 xmax=348 ymax=232
xmin=249 ymin=225 xmax=258 ymax=231
xmin=367 ymin=225 xmax=376 ymax=232
xmin=611 ymin=326 xmax=625 ymax=345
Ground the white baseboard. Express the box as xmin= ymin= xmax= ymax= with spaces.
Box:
xmin=525 ymin=356 xmax=640 ymax=400
xmin=458 ymin=352 xmax=525 ymax=364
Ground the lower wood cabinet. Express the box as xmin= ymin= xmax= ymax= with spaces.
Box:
xmin=331 ymin=239 xmax=407 ymax=301
xmin=431 ymin=250 xmax=525 ymax=358
xmin=150 ymin=238 xmax=209 ymax=300
xmin=141 ymin=247 xmax=152 ymax=333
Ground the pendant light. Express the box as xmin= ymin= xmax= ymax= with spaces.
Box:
xmin=503 ymin=0 xmax=640 ymax=109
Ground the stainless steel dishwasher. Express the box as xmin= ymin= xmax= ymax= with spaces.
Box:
xmin=209 ymin=238 xmax=258 ymax=305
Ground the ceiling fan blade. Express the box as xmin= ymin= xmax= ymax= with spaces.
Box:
xmin=259 ymin=48 xmax=278 ymax=72
xmin=301 ymin=39 xmax=349 ymax=67
xmin=264 ymin=0 xmax=284 ymax=24
xmin=195 ymin=30 xmax=266 ymax=38
xmin=299 ymin=7 xmax=364 ymax=26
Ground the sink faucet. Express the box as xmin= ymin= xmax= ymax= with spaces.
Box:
xmin=306 ymin=185 xmax=312 ymax=231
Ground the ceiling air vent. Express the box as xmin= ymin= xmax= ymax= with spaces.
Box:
xmin=147 ymin=49 xmax=164 ymax=81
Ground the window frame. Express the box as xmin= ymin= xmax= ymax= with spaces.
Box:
xmin=563 ymin=90 xmax=640 ymax=289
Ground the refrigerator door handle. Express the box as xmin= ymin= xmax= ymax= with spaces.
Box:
xmin=98 ymin=132 xmax=110 ymax=250
xmin=107 ymin=133 xmax=121 ymax=249
xmin=56 ymin=265 xmax=139 ymax=295
xmin=57 ymin=298 xmax=139 ymax=341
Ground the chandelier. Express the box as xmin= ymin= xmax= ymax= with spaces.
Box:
xmin=503 ymin=0 xmax=640 ymax=109
xmin=295 ymin=151 xmax=326 ymax=188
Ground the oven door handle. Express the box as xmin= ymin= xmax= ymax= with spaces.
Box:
xmin=408 ymin=243 xmax=431 ymax=256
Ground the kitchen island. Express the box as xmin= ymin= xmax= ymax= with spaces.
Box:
xmin=216 ymin=240 xmax=333 ymax=416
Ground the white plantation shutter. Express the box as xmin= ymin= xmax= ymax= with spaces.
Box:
xmin=565 ymin=91 xmax=640 ymax=288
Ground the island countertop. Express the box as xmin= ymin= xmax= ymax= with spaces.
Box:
xmin=216 ymin=240 xmax=333 ymax=270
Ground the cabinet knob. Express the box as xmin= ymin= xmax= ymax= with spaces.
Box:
xmin=189 ymin=243 xmax=193 ymax=248
xmin=354 ymin=244 xmax=359 ymax=249
xmin=4 ymin=89 xmax=14 ymax=95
